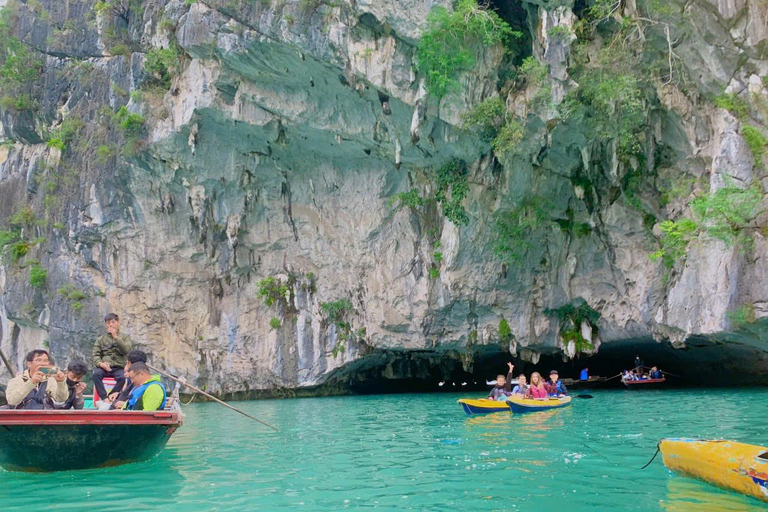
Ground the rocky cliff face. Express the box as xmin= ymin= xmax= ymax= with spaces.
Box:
xmin=0 ymin=0 xmax=766 ymax=395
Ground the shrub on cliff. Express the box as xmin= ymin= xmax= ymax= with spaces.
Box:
xmin=144 ymin=46 xmax=181 ymax=90
xmin=416 ymin=0 xmax=519 ymax=97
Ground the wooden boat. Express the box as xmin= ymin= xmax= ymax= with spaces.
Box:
xmin=458 ymin=398 xmax=510 ymax=415
xmin=507 ymin=395 xmax=572 ymax=414
xmin=622 ymin=377 xmax=665 ymax=389
xmin=659 ymin=438 xmax=768 ymax=503
xmin=560 ymin=376 xmax=606 ymax=389
xmin=0 ymin=399 xmax=183 ymax=472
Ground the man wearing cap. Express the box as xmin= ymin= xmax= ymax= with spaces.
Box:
xmin=546 ymin=370 xmax=569 ymax=397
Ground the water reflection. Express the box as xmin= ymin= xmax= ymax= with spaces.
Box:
xmin=661 ymin=476 xmax=766 ymax=512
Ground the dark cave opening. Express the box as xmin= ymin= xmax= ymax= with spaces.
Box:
xmin=482 ymin=0 xmax=533 ymax=68
xmin=335 ymin=337 xmax=768 ymax=395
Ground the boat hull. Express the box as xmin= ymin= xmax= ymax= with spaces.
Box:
xmin=623 ymin=377 xmax=666 ymax=389
xmin=660 ymin=438 xmax=768 ymax=503
xmin=458 ymin=398 xmax=510 ymax=415
xmin=507 ymin=396 xmax=572 ymax=413
xmin=0 ymin=409 xmax=182 ymax=472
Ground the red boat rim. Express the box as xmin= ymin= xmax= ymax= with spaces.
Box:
xmin=0 ymin=409 xmax=182 ymax=426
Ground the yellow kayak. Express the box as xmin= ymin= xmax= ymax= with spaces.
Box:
xmin=458 ymin=398 xmax=510 ymax=415
xmin=507 ymin=395 xmax=571 ymax=413
xmin=660 ymin=438 xmax=768 ymax=503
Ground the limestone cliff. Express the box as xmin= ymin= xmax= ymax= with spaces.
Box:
xmin=0 ymin=0 xmax=766 ymax=395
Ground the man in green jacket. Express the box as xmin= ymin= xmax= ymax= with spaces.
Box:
xmin=92 ymin=313 xmax=132 ymax=403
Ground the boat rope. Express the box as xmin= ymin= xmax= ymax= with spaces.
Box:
xmin=180 ymin=393 xmax=197 ymax=405
xmin=640 ymin=443 xmax=661 ymax=470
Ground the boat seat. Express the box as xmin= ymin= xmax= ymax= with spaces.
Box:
xmin=92 ymin=377 xmax=117 ymax=404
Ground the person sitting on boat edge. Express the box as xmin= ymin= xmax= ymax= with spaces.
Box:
xmin=526 ymin=372 xmax=548 ymax=399
xmin=92 ymin=313 xmax=132 ymax=404
xmin=114 ymin=362 xmax=166 ymax=411
xmin=488 ymin=362 xmax=514 ymax=401
xmin=5 ymin=349 xmax=68 ymax=409
xmin=510 ymin=374 xmax=528 ymax=396
xmin=546 ymin=370 xmax=568 ymax=397
xmin=650 ymin=366 xmax=663 ymax=379
xmin=54 ymin=360 xmax=88 ymax=410
xmin=107 ymin=349 xmax=148 ymax=408
xmin=580 ymin=367 xmax=589 ymax=381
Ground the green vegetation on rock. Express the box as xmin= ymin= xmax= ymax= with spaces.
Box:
xmin=727 ymin=304 xmax=756 ymax=328
xmin=257 ymin=277 xmax=291 ymax=307
xmin=29 ymin=264 xmax=46 ymax=289
xmin=270 ymin=317 xmax=281 ymax=329
xmin=741 ymin=125 xmax=767 ymax=166
xmin=144 ymin=46 xmax=181 ymax=90
xmin=498 ymin=318 xmax=512 ymax=343
xmin=434 ymin=159 xmax=469 ymax=226
xmin=544 ymin=300 xmax=599 ymax=353
xmin=321 ymin=298 xmax=353 ymax=323
xmin=416 ymin=0 xmax=519 ymax=97
xmin=651 ymin=185 xmax=763 ymax=269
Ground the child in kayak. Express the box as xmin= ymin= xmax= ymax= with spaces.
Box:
xmin=546 ymin=370 xmax=568 ymax=396
xmin=511 ymin=374 xmax=528 ymax=395
xmin=487 ymin=362 xmax=514 ymax=401
xmin=526 ymin=372 xmax=548 ymax=399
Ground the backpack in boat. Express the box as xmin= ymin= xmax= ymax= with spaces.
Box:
xmin=16 ymin=380 xmax=54 ymax=410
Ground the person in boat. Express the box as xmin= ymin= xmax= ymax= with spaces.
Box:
xmin=115 ymin=363 xmax=166 ymax=411
xmin=107 ymin=349 xmax=148 ymax=407
xmin=487 ymin=362 xmax=514 ymax=401
xmin=634 ymin=355 xmax=643 ymax=373
xmin=92 ymin=313 xmax=132 ymax=404
xmin=511 ymin=374 xmax=528 ymax=395
xmin=5 ymin=349 xmax=68 ymax=409
xmin=526 ymin=372 xmax=548 ymax=399
xmin=54 ymin=360 xmax=88 ymax=410
xmin=580 ymin=368 xmax=589 ymax=381
xmin=650 ymin=366 xmax=663 ymax=379
xmin=546 ymin=370 xmax=568 ymax=396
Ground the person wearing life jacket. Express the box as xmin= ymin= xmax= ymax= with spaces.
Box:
xmin=580 ymin=367 xmax=589 ymax=381
xmin=650 ymin=366 xmax=663 ymax=379
xmin=487 ymin=362 xmax=514 ymax=401
xmin=5 ymin=349 xmax=68 ymax=409
xmin=115 ymin=362 xmax=166 ymax=411
xmin=107 ymin=349 xmax=148 ymax=408
xmin=546 ymin=370 xmax=569 ymax=396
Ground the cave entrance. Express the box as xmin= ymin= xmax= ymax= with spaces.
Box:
xmin=325 ymin=336 xmax=768 ymax=395
xmin=482 ymin=0 xmax=533 ymax=66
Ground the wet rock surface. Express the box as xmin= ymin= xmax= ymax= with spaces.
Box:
xmin=0 ymin=0 xmax=767 ymax=396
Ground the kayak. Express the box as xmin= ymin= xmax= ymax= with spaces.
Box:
xmin=659 ymin=438 xmax=768 ymax=503
xmin=507 ymin=395 xmax=571 ymax=413
xmin=458 ymin=398 xmax=510 ymax=415
xmin=623 ymin=377 xmax=665 ymax=389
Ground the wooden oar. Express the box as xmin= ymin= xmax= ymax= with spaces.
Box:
xmin=0 ymin=347 xmax=15 ymax=377
xmin=147 ymin=364 xmax=278 ymax=432
xmin=661 ymin=370 xmax=681 ymax=378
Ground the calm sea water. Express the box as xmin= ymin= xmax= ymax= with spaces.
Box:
xmin=2 ymin=388 xmax=767 ymax=511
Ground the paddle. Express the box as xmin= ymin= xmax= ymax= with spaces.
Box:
xmin=661 ymin=370 xmax=681 ymax=378
xmin=147 ymin=364 xmax=279 ymax=432
xmin=0 ymin=347 xmax=15 ymax=377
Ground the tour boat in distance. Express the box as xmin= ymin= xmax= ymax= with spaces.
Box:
xmin=623 ymin=377 xmax=666 ymax=389
xmin=0 ymin=389 xmax=183 ymax=472
xmin=659 ymin=438 xmax=768 ymax=503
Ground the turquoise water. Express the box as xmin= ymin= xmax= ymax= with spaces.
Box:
xmin=2 ymin=388 xmax=768 ymax=511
